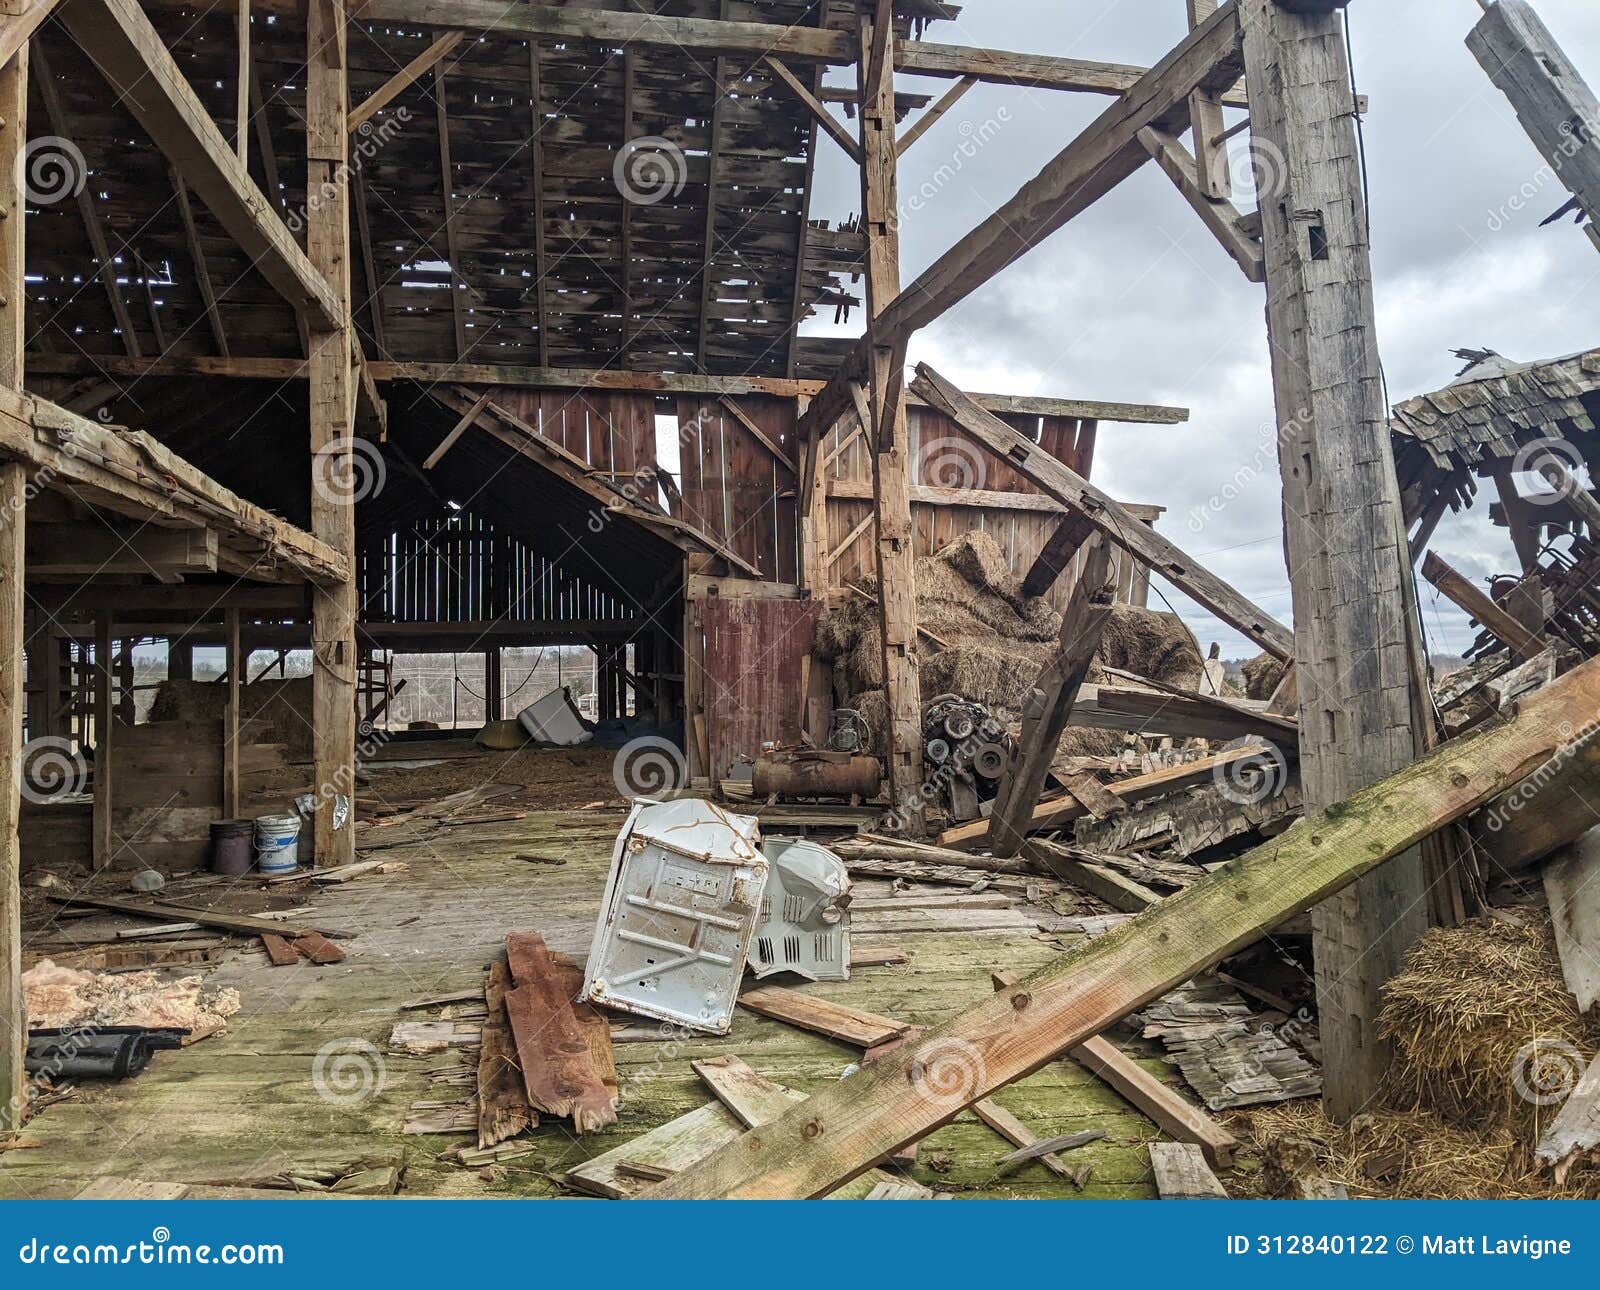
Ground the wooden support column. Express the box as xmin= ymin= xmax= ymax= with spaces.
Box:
xmin=485 ymin=646 xmax=502 ymax=722
xmin=0 ymin=31 xmax=21 ymax=1113
xmin=115 ymin=638 xmax=133 ymax=724
xmin=91 ymin=611 xmax=112 ymax=871
xmin=307 ymin=0 xmax=356 ymax=868
xmin=858 ymin=6 xmax=923 ymax=831
xmin=1240 ymin=0 xmax=1431 ymax=1120
xmin=223 ymin=608 xmax=240 ymax=819
xmin=168 ymin=639 xmax=193 ymax=681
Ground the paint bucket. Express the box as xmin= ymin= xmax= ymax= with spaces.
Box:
xmin=252 ymin=813 xmax=303 ymax=874
xmin=209 ymin=818 xmax=255 ymax=876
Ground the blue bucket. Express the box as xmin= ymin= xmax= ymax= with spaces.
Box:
xmin=253 ymin=813 xmax=303 ymax=874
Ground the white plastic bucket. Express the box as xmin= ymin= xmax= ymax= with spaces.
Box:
xmin=253 ymin=813 xmax=302 ymax=873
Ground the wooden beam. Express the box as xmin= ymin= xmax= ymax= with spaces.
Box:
xmin=1022 ymin=511 xmax=1097 ymax=598
xmin=1468 ymin=0 xmax=1600 ymax=245
xmin=528 ymin=42 xmax=550 ymax=367
xmin=912 ymin=363 xmax=1293 ymax=660
xmin=348 ymin=29 xmax=462 ymax=133
xmin=695 ymin=2 xmax=732 ymax=370
xmin=26 ymin=525 xmax=218 ymax=580
xmin=1240 ymin=0 xmax=1432 ymax=1120
xmin=0 ymin=0 xmax=59 ymax=71
xmin=19 ymin=353 xmax=1190 ymax=423
xmin=59 ymin=0 xmax=343 ymax=330
xmin=334 ymin=1 xmax=1251 ymax=104
xmin=827 ymin=478 xmax=1164 ymax=518
xmin=1421 ymin=550 xmax=1550 ymax=662
xmin=764 ymin=55 xmax=862 ymax=164
xmin=1184 ymin=0 xmax=1230 ymax=199
xmin=307 ymin=0 xmax=357 ymax=868
xmin=896 ymin=75 xmax=976 ymax=155
xmin=0 ymin=390 xmax=347 ymax=584
xmin=646 ymin=657 xmax=1600 ymax=1198
xmin=1537 ymin=459 xmax=1600 ymax=535
xmin=92 ymin=610 xmax=111 ymax=870
xmin=423 ymin=387 xmax=489 ymax=469
xmin=235 ymin=0 xmax=249 ymax=167
xmin=718 ymin=395 xmax=796 ymax=474
xmin=0 ymin=37 xmax=23 ymax=1132
xmin=1087 ymin=685 xmax=1298 ymax=746
xmin=797 ymin=1 xmax=1244 ymax=442
xmin=433 ymin=62 xmax=467 ymax=360
xmin=989 ymin=535 xmax=1114 ymax=857
xmin=223 ymin=606 xmax=240 ymax=819
xmin=171 ymin=171 xmax=229 ymax=357
xmin=1138 ymin=125 xmax=1263 ymax=282
xmin=858 ymin=8 xmax=923 ymax=832
xmin=31 ymin=44 xmax=140 ymax=356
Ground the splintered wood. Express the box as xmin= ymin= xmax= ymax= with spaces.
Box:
xmin=502 ymin=932 xmax=617 ymax=1133
xmin=477 ymin=961 xmax=535 ymax=1148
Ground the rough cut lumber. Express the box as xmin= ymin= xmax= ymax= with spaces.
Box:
xmin=291 ymin=931 xmax=345 ymax=965
xmin=912 ymin=364 xmax=1293 ymax=661
xmin=478 ymin=961 xmax=536 ymax=1148
xmin=1468 ymin=0 xmax=1600 ymax=245
xmin=1089 ymin=686 xmax=1298 ymax=745
xmin=502 ymin=932 xmax=617 ymax=1133
xmin=1240 ymin=0 xmax=1435 ymax=1120
xmin=1022 ymin=511 xmax=1097 ymax=598
xmin=1422 ymin=551 xmax=1550 ymax=662
xmin=1138 ymin=125 xmax=1264 ymax=282
xmin=990 ymin=536 xmax=1115 ymax=857
xmin=47 ymin=894 xmax=350 ymax=939
xmin=738 ymin=984 xmax=910 ymax=1048
xmin=348 ymin=29 xmax=463 ymax=133
xmin=1149 ymin=1141 xmax=1228 ymax=1198
xmin=1032 ymin=848 xmax=1162 ymax=913
xmin=971 ymin=1100 xmax=1084 ymax=1183
xmin=0 ymin=438 xmax=22 ymax=1125
xmin=1072 ymin=1035 xmax=1238 ymax=1168
xmin=691 ymin=1055 xmax=796 ymax=1129
xmin=939 ymin=743 xmax=1269 ymax=849
xmin=60 ymin=0 xmax=342 ymax=329
xmin=1535 ymin=1052 xmax=1600 ymax=1182
xmin=260 ymin=932 xmax=299 ymax=966
xmin=644 ymin=657 xmax=1600 ymax=1198
xmin=1542 ymin=831 xmax=1600 ymax=1014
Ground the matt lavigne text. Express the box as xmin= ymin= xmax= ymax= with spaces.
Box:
xmin=1422 ymin=1236 xmax=1571 ymax=1259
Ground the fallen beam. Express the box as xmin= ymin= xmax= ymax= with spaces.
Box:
xmin=645 ymin=655 xmax=1600 ymax=1198
xmin=1421 ymin=550 xmax=1550 ymax=661
xmin=913 ymin=363 xmax=1294 ymax=660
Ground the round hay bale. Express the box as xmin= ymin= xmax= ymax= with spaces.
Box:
xmin=1242 ymin=652 xmax=1287 ymax=700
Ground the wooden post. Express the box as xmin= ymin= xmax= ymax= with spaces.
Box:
xmin=484 ymin=646 xmax=502 ymax=722
xmin=115 ymin=638 xmax=133 ymax=724
xmin=1240 ymin=0 xmax=1432 ymax=1120
xmin=857 ymin=6 xmax=924 ymax=832
xmin=223 ymin=607 xmax=240 ymax=819
xmin=307 ymin=0 xmax=356 ymax=868
xmin=0 ymin=27 xmax=24 ymax=1130
xmin=92 ymin=611 xmax=112 ymax=871
xmin=168 ymin=638 xmax=193 ymax=681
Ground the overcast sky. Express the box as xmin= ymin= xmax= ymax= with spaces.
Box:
xmin=800 ymin=0 xmax=1600 ymax=662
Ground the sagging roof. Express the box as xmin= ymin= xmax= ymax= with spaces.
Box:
xmin=25 ymin=1 xmax=955 ymax=383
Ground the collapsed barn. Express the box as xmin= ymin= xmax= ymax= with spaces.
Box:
xmin=4 ymin=0 xmax=1600 ymax=1201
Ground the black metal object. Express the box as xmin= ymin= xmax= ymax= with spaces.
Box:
xmin=26 ymin=1026 xmax=188 ymax=1081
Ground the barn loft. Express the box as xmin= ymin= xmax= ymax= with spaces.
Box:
xmin=4 ymin=0 xmax=1600 ymax=1202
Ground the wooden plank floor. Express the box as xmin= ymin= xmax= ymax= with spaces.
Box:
xmin=2 ymin=808 xmax=1190 ymax=1199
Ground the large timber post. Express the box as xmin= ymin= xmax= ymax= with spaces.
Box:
xmin=307 ymin=0 xmax=357 ymax=867
xmin=857 ymin=2 xmax=924 ymax=832
xmin=0 ymin=10 xmax=25 ymax=1135
xmin=1240 ymin=0 xmax=1431 ymax=1118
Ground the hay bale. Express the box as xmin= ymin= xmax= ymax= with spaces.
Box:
xmin=1379 ymin=914 xmax=1599 ymax=1136
xmin=1242 ymin=652 xmax=1286 ymax=701
xmin=848 ymin=688 xmax=889 ymax=757
xmin=1097 ymin=605 xmax=1204 ymax=688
